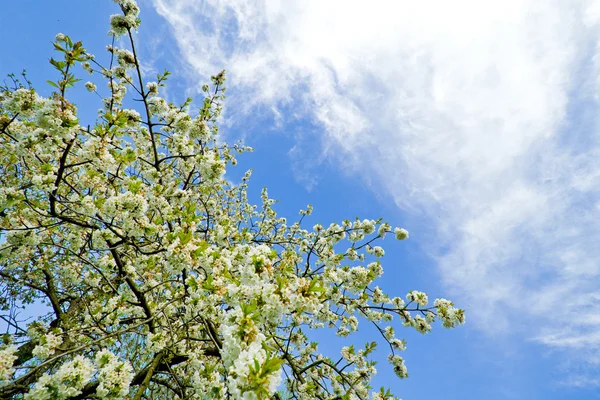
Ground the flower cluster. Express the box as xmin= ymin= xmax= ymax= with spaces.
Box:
xmin=0 ymin=346 xmax=17 ymax=382
xmin=95 ymin=350 xmax=134 ymax=400
xmin=109 ymin=0 xmax=140 ymax=37
xmin=25 ymin=356 xmax=95 ymax=400
xmin=31 ymin=330 xmax=63 ymax=360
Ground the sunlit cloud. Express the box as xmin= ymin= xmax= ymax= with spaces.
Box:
xmin=151 ymin=0 xmax=600 ymax=383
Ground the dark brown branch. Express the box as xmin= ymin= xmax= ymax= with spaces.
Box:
xmin=108 ymin=243 xmax=155 ymax=333
xmin=133 ymin=351 xmax=163 ymax=400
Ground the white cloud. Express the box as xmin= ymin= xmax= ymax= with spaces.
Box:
xmin=151 ymin=0 xmax=600 ymax=382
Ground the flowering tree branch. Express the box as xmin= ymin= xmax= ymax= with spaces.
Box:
xmin=0 ymin=1 xmax=464 ymax=399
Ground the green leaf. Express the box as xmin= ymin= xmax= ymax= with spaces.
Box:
xmin=178 ymin=229 xmax=192 ymax=245
xmin=127 ymin=179 xmax=142 ymax=194
xmin=186 ymin=276 xmax=198 ymax=291
xmin=201 ymin=274 xmax=214 ymax=291
xmin=49 ymin=58 xmax=66 ymax=71
xmin=52 ymin=42 xmax=65 ymax=52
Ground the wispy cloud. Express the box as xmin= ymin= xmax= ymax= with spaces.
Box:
xmin=150 ymin=0 xmax=600 ymax=383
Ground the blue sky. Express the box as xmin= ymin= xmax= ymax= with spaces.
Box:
xmin=2 ymin=1 xmax=600 ymax=399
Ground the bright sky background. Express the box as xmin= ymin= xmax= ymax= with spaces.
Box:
xmin=2 ymin=1 xmax=600 ymax=399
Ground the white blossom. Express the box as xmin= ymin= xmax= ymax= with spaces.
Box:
xmin=85 ymin=81 xmax=96 ymax=92
xmin=0 ymin=346 xmax=18 ymax=381
xmin=394 ymin=227 xmax=409 ymax=240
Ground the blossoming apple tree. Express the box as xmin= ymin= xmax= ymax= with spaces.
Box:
xmin=0 ymin=1 xmax=464 ymax=399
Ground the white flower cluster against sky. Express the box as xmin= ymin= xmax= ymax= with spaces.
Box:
xmin=2 ymin=0 xmax=600 ymax=398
